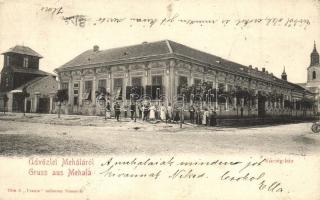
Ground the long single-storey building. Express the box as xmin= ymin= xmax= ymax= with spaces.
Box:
xmin=54 ymin=40 xmax=315 ymax=117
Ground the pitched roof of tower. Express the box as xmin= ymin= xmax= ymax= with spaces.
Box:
xmin=312 ymin=41 xmax=318 ymax=54
xmin=2 ymin=45 xmax=43 ymax=58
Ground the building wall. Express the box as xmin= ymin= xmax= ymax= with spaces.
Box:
xmin=25 ymin=76 xmax=59 ymax=113
xmin=57 ymin=58 xmax=309 ymax=116
xmin=5 ymin=76 xmax=58 ymax=113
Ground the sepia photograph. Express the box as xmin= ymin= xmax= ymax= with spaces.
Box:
xmin=0 ymin=0 xmax=319 ymax=199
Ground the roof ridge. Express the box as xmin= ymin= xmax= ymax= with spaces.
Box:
xmin=90 ymin=40 xmax=168 ymax=53
xmin=2 ymin=45 xmax=43 ymax=58
xmin=14 ymin=76 xmax=46 ymax=90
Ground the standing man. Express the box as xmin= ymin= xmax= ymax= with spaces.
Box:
xmin=189 ymin=104 xmax=195 ymax=124
xmin=114 ymin=102 xmax=121 ymax=121
xmin=138 ymin=103 xmax=142 ymax=119
xmin=167 ymin=103 xmax=173 ymax=123
xmin=130 ymin=103 xmax=136 ymax=120
xmin=143 ymin=102 xmax=150 ymax=121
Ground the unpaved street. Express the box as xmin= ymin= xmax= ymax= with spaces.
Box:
xmin=0 ymin=113 xmax=319 ymax=156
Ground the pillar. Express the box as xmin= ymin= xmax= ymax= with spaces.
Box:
xmin=49 ymin=92 xmax=55 ymax=113
xmin=34 ymin=93 xmax=40 ymax=113
xmin=68 ymin=78 xmax=73 ymax=105
xmin=79 ymin=76 xmax=84 ymax=106
xmin=24 ymin=98 xmax=27 ymax=113
xmin=165 ymin=65 xmax=170 ymax=106
xmin=92 ymin=74 xmax=96 ymax=105
xmin=169 ymin=60 xmax=175 ymax=104
xmin=7 ymin=93 xmax=13 ymax=112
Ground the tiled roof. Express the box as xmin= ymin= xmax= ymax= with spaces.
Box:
xmin=55 ymin=40 xmax=306 ymax=92
xmin=58 ymin=41 xmax=171 ymax=69
xmin=56 ymin=40 xmax=252 ymax=75
xmin=2 ymin=45 xmax=43 ymax=58
xmin=14 ymin=77 xmax=44 ymax=90
xmin=14 ymin=75 xmax=56 ymax=91
xmin=11 ymin=66 xmax=54 ymax=76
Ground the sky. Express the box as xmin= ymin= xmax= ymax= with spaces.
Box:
xmin=0 ymin=0 xmax=319 ymax=83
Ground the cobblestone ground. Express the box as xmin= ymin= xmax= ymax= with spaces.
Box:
xmin=0 ymin=113 xmax=319 ymax=156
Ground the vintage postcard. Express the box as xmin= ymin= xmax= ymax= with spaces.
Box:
xmin=0 ymin=0 xmax=319 ymax=199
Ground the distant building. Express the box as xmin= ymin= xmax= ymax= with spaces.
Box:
xmin=0 ymin=45 xmax=58 ymax=113
xmin=297 ymin=42 xmax=320 ymax=112
xmin=55 ymin=40 xmax=314 ymax=116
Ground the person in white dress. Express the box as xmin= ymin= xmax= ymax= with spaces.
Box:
xmin=160 ymin=104 xmax=166 ymax=121
xmin=202 ymin=108 xmax=209 ymax=126
xmin=149 ymin=104 xmax=156 ymax=120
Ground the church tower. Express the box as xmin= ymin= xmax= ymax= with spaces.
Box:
xmin=310 ymin=41 xmax=319 ymax=66
xmin=281 ymin=66 xmax=287 ymax=81
xmin=307 ymin=41 xmax=320 ymax=85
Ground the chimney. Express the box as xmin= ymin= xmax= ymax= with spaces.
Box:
xmin=255 ymin=67 xmax=258 ymax=70
xmin=93 ymin=45 xmax=99 ymax=52
xmin=262 ymin=67 xmax=265 ymax=72
xmin=248 ymin=65 xmax=252 ymax=69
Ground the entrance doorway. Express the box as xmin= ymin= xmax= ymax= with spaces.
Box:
xmin=258 ymin=93 xmax=266 ymax=117
xmin=26 ymin=100 xmax=31 ymax=113
xmin=38 ymin=98 xmax=49 ymax=113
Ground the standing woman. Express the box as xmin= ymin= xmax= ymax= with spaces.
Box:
xmin=105 ymin=101 xmax=111 ymax=119
xmin=202 ymin=108 xmax=209 ymax=126
xmin=149 ymin=103 xmax=156 ymax=121
xmin=160 ymin=103 xmax=166 ymax=121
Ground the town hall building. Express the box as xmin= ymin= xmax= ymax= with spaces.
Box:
xmin=54 ymin=40 xmax=314 ymax=117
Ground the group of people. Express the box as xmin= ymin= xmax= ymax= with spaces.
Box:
xmin=104 ymin=101 xmax=217 ymax=126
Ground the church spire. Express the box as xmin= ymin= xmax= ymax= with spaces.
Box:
xmin=281 ymin=66 xmax=287 ymax=81
xmin=310 ymin=41 xmax=319 ymax=66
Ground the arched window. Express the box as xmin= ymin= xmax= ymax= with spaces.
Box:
xmin=313 ymin=71 xmax=316 ymax=79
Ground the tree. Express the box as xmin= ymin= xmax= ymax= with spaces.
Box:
xmin=55 ymin=89 xmax=68 ymax=118
xmin=2 ymin=94 xmax=8 ymax=114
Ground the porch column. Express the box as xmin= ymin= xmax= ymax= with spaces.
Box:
xmin=49 ymin=92 xmax=55 ymax=113
xmin=68 ymin=79 xmax=72 ymax=105
xmin=7 ymin=93 xmax=13 ymax=112
xmin=92 ymin=74 xmax=96 ymax=105
xmin=124 ymin=67 xmax=130 ymax=104
xmin=24 ymin=98 xmax=27 ymax=114
xmin=79 ymin=76 xmax=84 ymax=105
xmin=165 ymin=65 xmax=170 ymax=106
xmin=169 ymin=60 xmax=175 ymax=104
xmin=34 ymin=93 xmax=40 ymax=113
